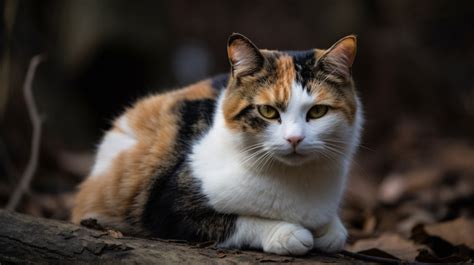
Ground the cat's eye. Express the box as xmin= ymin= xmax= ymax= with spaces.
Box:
xmin=257 ymin=105 xmax=279 ymax=120
xmin=307 ymin=105 xmax=329 ymax=120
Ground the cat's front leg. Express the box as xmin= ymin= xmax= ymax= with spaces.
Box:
xmin=219 ymin=216 xmax=313 ymax=255
xmin=312 ymin=216 xmax=348 ymax=253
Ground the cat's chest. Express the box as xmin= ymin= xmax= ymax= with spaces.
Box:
xmin=192 ymin=159 xmax=343 ymax=229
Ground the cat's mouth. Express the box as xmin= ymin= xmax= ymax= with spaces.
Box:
xmin=275 ymin=151 xmax=312 ymax=166
xmin=282 ymin=151 xmax=306 ymax=158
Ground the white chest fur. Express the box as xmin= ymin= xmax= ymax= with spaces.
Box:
xmin=190 ymin=102 xmax=351 ymax=230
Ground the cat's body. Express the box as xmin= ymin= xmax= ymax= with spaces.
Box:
xmin=72 ymin=34 xmax=363 ymax=255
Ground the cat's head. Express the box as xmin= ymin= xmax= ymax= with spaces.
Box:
xmin=223 ymin=33 xmax=361 ymax=167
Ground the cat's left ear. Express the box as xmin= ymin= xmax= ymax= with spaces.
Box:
xmin=227 ymin=33 xmax=265 ymax=78
xmin=319 ymin=35 xmax=357 ymax=80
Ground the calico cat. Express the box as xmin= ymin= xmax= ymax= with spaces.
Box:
xmin=72 ymin=33 xmax=363 ymax=255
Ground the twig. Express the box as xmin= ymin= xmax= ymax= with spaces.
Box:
xmin=6 ymin=54 xmax=45 ymax=211
xmin=340 ymin=250 xmax=409 ymax=264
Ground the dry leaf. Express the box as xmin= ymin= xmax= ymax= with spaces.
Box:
xmin=424 ymin=217 xmax=474 ymax=250
xmin=378 ymin=168 xmax=440 ymax=204
xmin=397 ymin=208 xmax=435 ymax=236
xmin=377 ymin=174 xmax=405 ymax=204
xmin=347 ymin=233 xmax=423 ymax=261
xmin=107 ymin=229 xmax=123 ymax=238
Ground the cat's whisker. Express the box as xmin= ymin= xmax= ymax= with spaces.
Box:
xmin=242 ymin=147 xmax=270 ymax=168
xmin=325 ymin=146 xmax=370 ymax=177
xmin=310 ymin=148 xmax=340 ymax=166
xmin=258 ymin=154 xmax=274 ymax=176
xmin=323 ymin=139 xmax=375 ymax=152
xmin=322 ymin=144 xmax=351 ymax=157
xmin=320 ymin=144 xmax=348 ymax=158
xmin=251 ymin=148 xmax=276 ymax=177
xmin=241 ymin=145 xmax=264 ymax=153
xmin=239 ymin=143 xmax=267 ymax=158
xmin=240 ymin=149 xmax=268 ymax=167
xmin=239 ymin=143 xmax=269 ymax=157
xmin=260 ymin=151 xmax=276 ymax=174
xmin=248 ymin=153 xmax=268 ymax=175
xmin=321 ymin=144 xmax=368 ymax=176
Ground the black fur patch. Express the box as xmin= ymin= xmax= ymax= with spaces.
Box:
xmin=233 ymin=105 xmax=268 ymax=132
xmin=287 ymin=50 xmax=316 ymax=90
xmin=141 ymin=99 xmax=237 ymax=242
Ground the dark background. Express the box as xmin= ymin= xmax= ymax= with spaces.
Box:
xmin=0 ymin=0 xmax=473 ymax=236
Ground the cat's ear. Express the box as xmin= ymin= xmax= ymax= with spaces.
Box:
xmin=319 ymin=35 xmax=357 ymax=80
xmin=227 ymin=33 xmax=264 ymax=78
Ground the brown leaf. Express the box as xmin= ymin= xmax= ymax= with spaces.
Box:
xmin=416 ymin=247 xmax=473 ymax=263
xmin=396 ymin=208 xmax=435 ymax=236
xmin=424 ymin=217 xmax=474 ymax=250
xmin=347 ymin=233 xmax=423 ymax=261
xmin=378 ymin=168 xmax=440 ymax=204
xmin=107 ymin=229 xmax=123 ymax=238
xmin=216 ymin=250 xmax=227 ymax=258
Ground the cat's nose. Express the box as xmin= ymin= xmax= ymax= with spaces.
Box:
xmin=286 ymin=135 xmax=305 ymax=146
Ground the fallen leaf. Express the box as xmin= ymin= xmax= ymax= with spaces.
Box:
xmin=377 ymin=174 xmax=405 ymax=204
xmin=378 ymin=168 xmax=440 ymax=204
xmin=347 ymin=233 xmax=423 ymax=261
xmin=416 ymin=247 xmax=473 ymax=263
xmin=396 ymin=208 xmax=435 ymax=236
xmin=216 ymin=250 xmax=227 ymax=258
xmin=424 ymin=217 xmax=474 ymax=250
xmin=107 ymin=229 xmax=123 ymax=238
xmin=363 ymin=214 xmax=377 ymax=235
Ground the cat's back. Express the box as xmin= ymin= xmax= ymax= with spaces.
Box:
xmin=71 ymin=74 xmax=228 ymax=233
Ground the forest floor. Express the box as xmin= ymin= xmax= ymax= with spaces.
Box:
xmin=1 ymin=122 xmax=473 ymax=263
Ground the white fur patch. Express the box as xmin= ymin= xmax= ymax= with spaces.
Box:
xmin=220 ymin=216 xmax=313 ymax=255
xmin=280 ymin=81 xmax=314 ymax=141
xmin=313 ymin=216 xmax=348 ymax=252
xmin=117 ymin=115 xmax=136 ymax=138
xmin=89 ymin=117 xmax=137 ymax=178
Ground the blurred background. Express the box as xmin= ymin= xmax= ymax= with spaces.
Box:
xmin=0 ymin=0 xmax=473 ymax=251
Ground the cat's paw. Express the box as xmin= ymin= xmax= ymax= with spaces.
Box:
xmin=313 ymin=219 xmax=347 ymax=253
xmin=263 ymin=223 xmax=313 ymax=255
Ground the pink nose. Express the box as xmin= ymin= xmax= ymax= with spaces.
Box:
xmin=286 ymin=135 xmax=304 ymax=146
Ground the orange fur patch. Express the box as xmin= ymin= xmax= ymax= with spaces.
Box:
xmin=254 ymin=55 xmax=295 ymax=108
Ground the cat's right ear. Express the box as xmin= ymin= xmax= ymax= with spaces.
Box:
xmin=227 ymin=33 xmax=264 ymax=78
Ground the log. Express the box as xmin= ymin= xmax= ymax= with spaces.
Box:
xmin=0 ymin=210 xmax=360 ymax=264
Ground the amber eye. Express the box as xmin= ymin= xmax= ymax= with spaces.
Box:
xmin=307 ymin=105 xmax=329 ymax=120
xmin=257 ymin=105 xmax=279 ymax=120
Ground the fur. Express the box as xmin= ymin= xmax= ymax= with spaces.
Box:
xmin=72 ymin=33 xmax=363 ymax=256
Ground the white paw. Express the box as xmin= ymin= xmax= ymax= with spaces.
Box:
xmin=313 ymin=221 xmax=347 ymax=253
xmin=263 ymin=223 xmax=313 ymax=255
